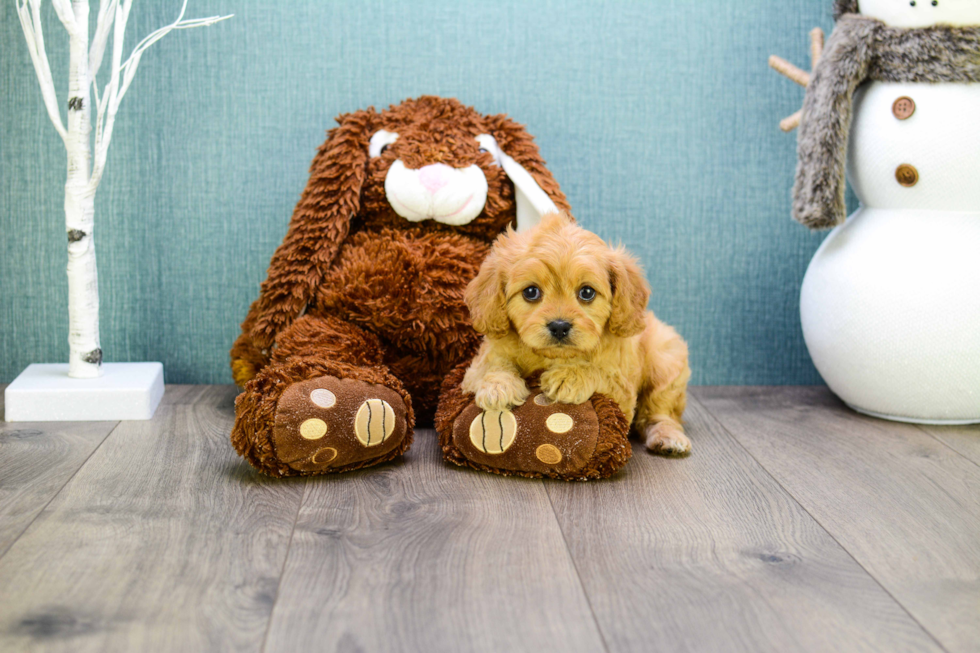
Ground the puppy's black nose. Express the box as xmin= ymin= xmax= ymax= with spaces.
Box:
xmin=547 ymin=320 xmax=572 ymax=341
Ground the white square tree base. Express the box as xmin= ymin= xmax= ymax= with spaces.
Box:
xmin=4 ymin=362 xmax=165 ymax=422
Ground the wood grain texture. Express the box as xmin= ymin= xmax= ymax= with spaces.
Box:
xmin=696 ymin=386 xmax=980 ymax=653
xmin=0 ymin=382 xmax=116 ymax=557
xmin=263 ymin=430 xmax=606 ymax=653
xmin=156 ymin=384 xmax=212 ymax=406
xmin=0 ymin=385 xmax=201 ymax=559
xmin=2 ymin=385 xmax=975 ymax=652
xmin=547 ymin=395 xmax=942 ymax=653
xmin=917 ymin=424 xmax=980 ymax=467
xmin=0 ymin=385 xmax=305 ymax=653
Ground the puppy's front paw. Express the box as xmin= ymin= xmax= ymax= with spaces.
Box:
xmin=474 ymin=373 xmax=530 ymax=412
xmin=644 ymin=422 xmax=691 ymax=457
xmin=540 ymin=368 xmax=597 ymax=406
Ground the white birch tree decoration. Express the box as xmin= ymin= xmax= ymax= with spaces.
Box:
xmin=15 ymin=0 xmax=231 ymax=378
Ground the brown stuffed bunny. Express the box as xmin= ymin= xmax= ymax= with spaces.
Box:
xmin=230 ymin=96 xmax=574 ymax=477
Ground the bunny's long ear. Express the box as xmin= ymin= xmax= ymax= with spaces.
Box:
xmin=479 ymin=114 xmax=571 ymax=232
xmin=246 ymin=109 xmax=376 ymax=349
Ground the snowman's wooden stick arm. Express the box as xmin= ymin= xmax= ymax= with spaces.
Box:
xmin=811 ymin=27 xmax=825 ymax=67
xmin=770 ymin=28 xmax=825 ymax=132
xmin=780 ymin=110 xmax=803 ymax=133
xmin=769 ymin=56 xmax=810 ymax=87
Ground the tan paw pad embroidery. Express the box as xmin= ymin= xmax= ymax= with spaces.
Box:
xmin=300 ymin=418 xmax=328 ymax=440
xmin=535 ymin=444 xmax=563 ymax=465
xmin=469 ymin=410 xmax=518 ymax=454
xmin=545 ymin=412 xmax=574 ymax=434
xmin=354 ymin=399 xmax=396 ymax=447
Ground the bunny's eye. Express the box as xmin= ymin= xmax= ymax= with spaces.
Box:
xmin=522 ymin=286 xmax=542 ymax=302
xmin=474 ymin=134 xmax=502 ymax=166
xmin=369 ymin=130 xmax=399 ymax=158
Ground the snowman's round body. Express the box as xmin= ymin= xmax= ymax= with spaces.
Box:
xmin=800 ymin=76 xmax=980 ymax=423
xmin=799 ymin=0 xmax=980 ymax=423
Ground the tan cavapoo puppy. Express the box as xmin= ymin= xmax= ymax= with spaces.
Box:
xmin=462 ymin=212 xmax=692 ymax=456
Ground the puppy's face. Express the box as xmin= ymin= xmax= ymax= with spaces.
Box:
xmin=466 ymin=213 xmax=650 ymax=358
xmin=504 ymin=243 xmax=611 ymax=358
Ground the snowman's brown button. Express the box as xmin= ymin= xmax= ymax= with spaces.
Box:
xmin=895 ymin=164 xmax=919 ymax=187
xmin=892 ymin=97 xmax=915 ymax=120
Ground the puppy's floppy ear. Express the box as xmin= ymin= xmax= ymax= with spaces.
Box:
xmin=480 ymin=114 xmax=572 ymax=233
xmin=245 ymin=109 xmax=376 ymax=349
xmin=465 ymin=249 xmax=510 ymax=338
xmin=607 ymin=248 xmax=650 ymax=338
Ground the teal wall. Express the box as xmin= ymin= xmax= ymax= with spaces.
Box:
xmin=1 ymin=0 xmax=835 ymax=385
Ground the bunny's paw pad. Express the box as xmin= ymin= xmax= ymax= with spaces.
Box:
xmin=451 ymin=391 xmax=601 ymax=477
xmin=273 ymin=376 xmax=408 ymax=473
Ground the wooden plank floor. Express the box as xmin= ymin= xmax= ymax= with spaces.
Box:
xmin=695 ymin=387 xmax=980 ymax=653
xmin=0 ymin=385 xmax=976 ymax=653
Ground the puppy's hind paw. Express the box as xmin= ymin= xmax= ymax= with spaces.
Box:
xmin=644 ymin=422 xmax=691 ymax=457
xmin=474 ymin=374 xmax=530 ymax=412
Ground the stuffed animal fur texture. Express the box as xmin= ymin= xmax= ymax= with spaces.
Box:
xmin=794 ymin=1 xmax=980 ymax=228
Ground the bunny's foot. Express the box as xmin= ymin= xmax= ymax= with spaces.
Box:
xmin=233 ymin=361 xmax=413 ymax=477
xmin=436 ymin=367 xmax=631 ymax=481
xmin=270 ymin=375 xmax=410 ymax=473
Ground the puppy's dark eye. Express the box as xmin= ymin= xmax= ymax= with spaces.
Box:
xmin=578 ymin=286 xmax=596 ymax=302
xmin=380 ymin=144 xmax=390 ymax=154
xmin=522 ymin=286 xmax=541 ymax=302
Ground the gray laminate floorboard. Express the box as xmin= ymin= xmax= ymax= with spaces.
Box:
xmin=917 ymin=424 xmax=980 ymax=468
xmin=695 ymin=386 xmax=980 ymax=653
xmin=0 ymin=386 xmax=305 ymax=653
xmin=546 ymin=395 xmax=942 ymax=653
xmin=2 ymin=385 xmax=975 ymax=653
xmin=262 ymin=430 xmax=606 ymax=653
xmin=0 ymin=382 xmax=118 ymax=558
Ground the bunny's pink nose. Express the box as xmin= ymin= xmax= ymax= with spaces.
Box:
xmin=418 ymin=163 xmax=452 ymax=194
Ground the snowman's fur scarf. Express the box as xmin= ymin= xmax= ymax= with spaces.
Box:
xmin=833 ymin=1 xmax=858 ymax=20
xmin=794 ymin=12 xmax=980 ymax=229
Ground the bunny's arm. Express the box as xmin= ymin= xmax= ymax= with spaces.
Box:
xmin=231 ymin=110 xmax=374 ymax=383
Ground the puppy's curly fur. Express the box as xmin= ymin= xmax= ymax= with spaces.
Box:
xmin=462 ymin=212 xmax=692 ymax=456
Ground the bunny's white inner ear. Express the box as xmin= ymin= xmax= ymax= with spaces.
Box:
xmin=476 ymin=134 xmax=558 ymax=232
xmin=369 ymin=130 xmax=399 ymax=158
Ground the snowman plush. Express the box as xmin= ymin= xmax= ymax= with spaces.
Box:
xmin=783 ymin=0 xmax=980 ymax=423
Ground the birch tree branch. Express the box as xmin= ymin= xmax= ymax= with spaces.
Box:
xmin=91 ymin=0 xmax=127 ymax=173
xmin=49 ymin=0 xmax=78 ymax=36
xmin=89 ymin=0 xmax=129 ymax=189
xmin=89 ymin=0 xmax=232 ymax=189
xmin=15 ymin=0 xmax=68 ymax=141
xmin=89 ymin=0 xmax=119 ymax=82
xmin=117 ymin=0 xmax=232 ymax=101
